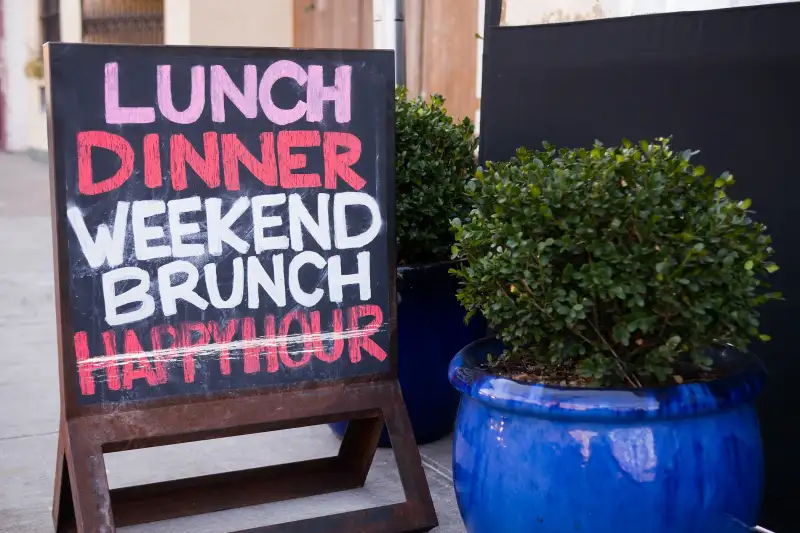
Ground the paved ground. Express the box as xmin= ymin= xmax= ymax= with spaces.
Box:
xmin=0 ymin=152 xmax=465 ymax=532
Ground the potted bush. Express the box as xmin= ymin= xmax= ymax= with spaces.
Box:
xmin=448 ymin=139 xmax=779 ymax=532
xmin=331 ymin=87 xmax=485 ymax=446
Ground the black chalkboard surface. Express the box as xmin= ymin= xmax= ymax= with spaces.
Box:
xmin=47 ymin=44 xmax=396 ymax=406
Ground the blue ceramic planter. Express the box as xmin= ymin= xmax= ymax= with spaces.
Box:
xmin=331 ymin=262 xmax=485 ymax=447
xmin=449 ymin=337 xmax=766 ymax=533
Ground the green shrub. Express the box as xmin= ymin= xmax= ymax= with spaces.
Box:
xmin=395 ymin=86 xmax=477 ymax=264
xmin=451 ymin=138 xmax=780 ymax=387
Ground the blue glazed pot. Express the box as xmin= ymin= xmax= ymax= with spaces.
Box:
xmin=449 ymin=337 xmax=766 ymax=533
xmin=331 ymin=262 xmax=486 ymax=447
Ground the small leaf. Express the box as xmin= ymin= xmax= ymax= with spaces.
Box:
xmin=745 ymin=260 xmax=754 ymax=271
xmin=666 ymin=336 xmax=682 ymax=349
xmin=740 ymin=198 xmax=752 ymax=209
xmin=766 ymin=264 xmax=780 ymax=274
xmin=673 ymin=375 xmax=684 ymax=384
xmin=759 ymin=334 xmax=772 ymax=342
xmin=693 ymin=165 xmax=705 ymax=177
xmin=613 ymin=324 xmax=631 ymax=345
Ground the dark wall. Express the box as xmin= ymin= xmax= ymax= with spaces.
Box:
xmin=479 ymin=2 xmax=800 ymax=530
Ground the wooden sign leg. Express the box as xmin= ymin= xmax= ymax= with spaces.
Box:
xmin=381 ymin=381 xmax=438 ymax=525
xmin=53 ymin=423 xmax=76 ymax=532
xmin=53 ymin=420 xmax=115 ymax=533
xmin=336 ymin=414 xmax=384 ymax=488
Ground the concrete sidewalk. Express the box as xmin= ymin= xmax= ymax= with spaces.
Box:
xmin=0 ymin=152 xmax=465 ymax=532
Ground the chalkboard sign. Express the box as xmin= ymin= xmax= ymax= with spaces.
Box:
xmin=47 ymin=44 xmax=395 ymax=406
xmin=47 ymin=43 xmax=436 ymax=533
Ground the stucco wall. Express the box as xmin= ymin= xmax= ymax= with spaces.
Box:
xmin=501 ymin=0 xmax=799 ymax=25
xmin=164 ymin=0 xmax=190 ymax=45
xmin=25 ymin=0 xmax=46 ymax=153
xmin=25 ymin=0 xmax=81 ymax=153
xmin=165 ymin=0 xmax=293 ymax=47
xmin=3 ymin=0 xmax=29 ymax=151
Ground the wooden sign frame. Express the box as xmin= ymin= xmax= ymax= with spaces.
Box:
xmin=51 ymin=381 xmax=436 ymax=532
xmin=45 ymin=42 xmax=437 ymax=532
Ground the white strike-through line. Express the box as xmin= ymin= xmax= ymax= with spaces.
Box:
xmin=77 ymin=326 xmax=387 ymax=368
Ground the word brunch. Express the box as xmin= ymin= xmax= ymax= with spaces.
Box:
xmin=68 ymin=59 xmax=387 ymax=392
